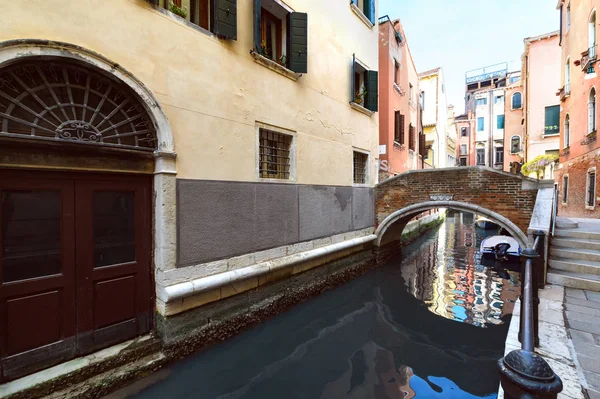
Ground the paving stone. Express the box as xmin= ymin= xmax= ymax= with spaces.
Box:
xmin=585 ymin=291 xmax=600 ymax=303
xmin=571 ymin=340 xmax=600 ymax=360
xmin=567 ymin=288 xmax=588 ymax=299
xmin=569 ymin=320 xmax=600 ymax=335
xmin=545 ymin=357 xmax=585 ymax=399
xmin=540 ymin=285 xmax=565 ymax=302
xmin=567 ymin=303 xmax=600 ymax=317
xmin=541 ymin=307 xmax=566 ymax=325
xmin=567 ymin=310 xmax=600 ymax=324
xmin=588 ymin=389 xmax=600 ymax=399
xmin=567 ymin=296 xmax=600 ymax=309
xmin=585 ymin=371 xmax=600 ymax=391
xmin=570 ymin=329 xmax=597 ymax=345
xmin=579 ymin=355 xmax=600 ymax=374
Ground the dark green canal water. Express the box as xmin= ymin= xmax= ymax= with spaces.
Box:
xmin=116 ymin=212 xmax=520 ymax=399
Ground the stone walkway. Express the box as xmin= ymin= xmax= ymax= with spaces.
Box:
xmin=565 ymin=287 xmax=600 ymax=399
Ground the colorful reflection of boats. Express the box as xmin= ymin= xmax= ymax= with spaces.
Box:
xmin=475 ymin=216 xmax=499 ymax=230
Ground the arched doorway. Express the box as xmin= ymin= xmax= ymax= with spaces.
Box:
xmin=0 ymin=46 xmax=173 ymax=381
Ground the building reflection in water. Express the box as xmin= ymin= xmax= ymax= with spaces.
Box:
xmin=401 ymin=211 xmax=520 ymax=327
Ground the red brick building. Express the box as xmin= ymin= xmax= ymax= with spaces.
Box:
xmin=556 ymin=0 xmax=600 ymax=217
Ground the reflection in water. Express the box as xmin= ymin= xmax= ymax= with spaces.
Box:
xmin=124 ymin=212 xmax=519 ymax=399
xmin=401 ymin=212 xmax=520 ymax=327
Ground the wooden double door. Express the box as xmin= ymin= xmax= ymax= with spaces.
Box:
xmin=0 ymin=171 xmax=152 ymax=381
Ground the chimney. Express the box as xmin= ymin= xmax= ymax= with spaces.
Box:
xmin=447 ymin=104 xmax=455 ymax=119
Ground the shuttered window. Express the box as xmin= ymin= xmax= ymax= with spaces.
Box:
xmin=364 ymin=70 xmax=378 ymax=112
xmin=351 ymin=55 xmax=378 ymax=112
xmin=394 ymin=111 xmax=404 ymax=144
xmin=409 ymin=124 xmax=415 ymax=150
xmin=253 ymin=1 xmax=307 ymax=73
xmin=213 ymin=0 xmax=237 ymax=39
xmin=544 ymin=105 xmax=560 ymax=135
xmin=589 ymin=88 xmax=597 ymax=134
xmin=563 ymin=175 xmax=569 ymax=203
xmin=512 ymin=92 xmax=522 ymax=109
xmin=588 ymin=171 xmax=596 ymax=207
xmin=170 ymin=0 xmax=237 ymax=39
xmin=419 ymin=132 xmax=427 ymax=157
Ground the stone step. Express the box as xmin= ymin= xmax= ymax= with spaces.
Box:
xmin=554 ymin=228 xmax=600 ymax=241
xmin=550 ymin=247 xmax=600 ymax=262
xmin=555 ymin=218 xmax=579 ymax=229
xmin=549 ymin=257 xmax=600 ymax=275
xmin=552 ymin=237 xmax=600 ymax=251
xmin=547 ymin=269 xmax=600 ymax=292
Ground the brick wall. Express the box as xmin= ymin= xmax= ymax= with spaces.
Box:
xmin=376 ymin=167 xmax=538 ymax=235
xmin=556 ymin=152 xmax=600 ymax=217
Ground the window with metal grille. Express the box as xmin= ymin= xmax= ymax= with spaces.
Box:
xmin=259 ymin=129 xmax=293 ymax=179
xmin=588 ymin=171 xmax=596 ymax=207
xmin=353 ymin=151 xmax=368 ymax=184
xmin=563 ymin=175 xmax=569 ymax=203
xmin=409 ymin=124 xmax=415 ymax=150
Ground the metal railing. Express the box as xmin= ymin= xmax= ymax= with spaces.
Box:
xmin=498 ymin=231 xmax=563 ymax=399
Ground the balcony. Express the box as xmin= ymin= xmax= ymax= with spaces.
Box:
xmin=581 ymin=45 xmax=597 ymax=71
xmin=558 ymin=84 xmax=571 ymax=101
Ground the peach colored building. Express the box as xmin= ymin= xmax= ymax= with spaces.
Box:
xmin=504 ymin=72 xmax=524 ymax=173
xmin=522 ymin=32 xmax=561 ymax=178
xmin=556 ymin=0 xmax=600 ymax=217
xmin=455 ymin=111 xmax=476 ymax=166
xmin=378 ymin=17 xmax=421 ymax=180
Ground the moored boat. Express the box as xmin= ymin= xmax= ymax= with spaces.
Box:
xmin=475 ymin=216 xmax=499 ymax=230
xmin=480 ymin=235 xmax=521 ymax=262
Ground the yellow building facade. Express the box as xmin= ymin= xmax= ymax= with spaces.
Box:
xmin=0 ymin=0 xmax=380 ymax=383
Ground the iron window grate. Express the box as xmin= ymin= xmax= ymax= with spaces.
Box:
xmin=353 ymin=151 xmax=368 ymax=184
xmin=259 ymin=129 xmax=292 ymax=179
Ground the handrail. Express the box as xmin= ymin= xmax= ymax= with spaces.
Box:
xmin=498 ymin=231 xmax=563 ymax=398
xmin=550 ymin=184 xmax=559 ymax=237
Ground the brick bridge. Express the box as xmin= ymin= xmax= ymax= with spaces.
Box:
xmin=374 ymin=167 xmax=551 ymax=249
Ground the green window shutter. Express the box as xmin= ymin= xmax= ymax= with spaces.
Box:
xmin=364 ymin=70 xmax=378 ymax=112
xmin=544 ymin=105 xmax=560 ymax=134
xmin=253 ymin=0 xmax=261 ymax=52
xmin=363 ymin=0 xmax=375 ymax=24
xmin=497 ymin=115 xmax=505 ymax=129
xmin=212 ymin=0 xmax=237 ymax=40
xmin=287 ymin=12 xmax=308 ymax=73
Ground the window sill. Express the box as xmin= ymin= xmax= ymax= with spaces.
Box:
xmin=393 ymin=83 xmax=402 ymax=95
xmin=349 ymin=102 xmax=375 ymax=116
xmin=251 ymin=51 xmax=301 ymax=82
xmin=152 ymin=3 xmax=218 ymax=39
xmin=393 ymin=142 xmax=405 ymax=150
xmin=350 ymin=3 xmax=375 ymax=29
xmin=542 ymin=133 xmax=560 ymax=138
xmin=257 ymin=177 xmax=297 ymax=184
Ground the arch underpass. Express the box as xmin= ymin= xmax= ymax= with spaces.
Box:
xmin=374 ymin=166 xmax=552 ymax=249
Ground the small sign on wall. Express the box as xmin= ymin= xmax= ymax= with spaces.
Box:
xmin=379 ymin=144 xmax=387 ymax=155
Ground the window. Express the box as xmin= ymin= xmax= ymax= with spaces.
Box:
xmin=351 ymin=0 xmax=375 ymax=25
xmin=564 ymin=114 xmax=570 ymax=148
xmin=420 ymin=92 xmax=425 ymax=110
xmin=394 ymin=60 xmax=399 ymax=85
xmin=409 ymin=124 xmax=415 ymax=151
xmin=461 ymin=127 xmax=468 ymax=137
xmin=495 ymin=146 xmax=504 ymax=164
xmin=509 ymin=75 xmax=520 ymax=84
xmin=165 ymin=0 xmax=237 ymax=39
xmin=477 ymin=117 xmax=484 ymax=132
xmin=565 ymin=58 xmax=571 ymax=94
xmin=476 ymin=149 xmax=485 ymax=165
xmin=394 ymin=111 xmax=405 ymax=144
xmin=254 ymin=2 xmax=307 ymax=73
xmin=442 ymin=84 xmax=445 ymax=93
xmin=587 ymin=169 xmax=596 ymax=207
xmin=352 ymin=56 xmax=378 ymax=112
xmin=512 ymin=92 xmax=522 ymax=109
xmin=566 ymin=3 xmax=571 ymax=32
xmin=544 ymin=105 xmax=560 ymax=135
xmin=353 ymin=151 xmax=369 ymax=184
xmin=419 ymin=132 xmax=427 ymax=157
xmin=459 ymin=157 xmax=467 ymax=166
xmin=563 ymin=175 xmax=569 ymax=204
xmin=589 ymin=87 xmax=597 ymax=134
xmin=494 ymin=95 xmax=504 ymax=104
xmin=510 ymin=135 xmax=521 ymax=154
xmin=409 ymin=83 xmax=414 ymax=101
xmin=476 ymin=98 xmax=487 ymax=106
xmin=460 ymin=144 xmax=467 ymax=155
xmin=497 ymin=115 xmax=505 ymax=129
xmin=259 ymin=128 xmax=293 ymax=179
xmin=590 ymin=11 xmax=597 ymax=58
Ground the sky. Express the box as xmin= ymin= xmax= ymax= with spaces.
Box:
xmin=379 ymin=0 xmax=560 ymax=115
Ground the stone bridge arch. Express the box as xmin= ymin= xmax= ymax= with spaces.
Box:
xmin=375 ymin=167 xmax=551 ymax=248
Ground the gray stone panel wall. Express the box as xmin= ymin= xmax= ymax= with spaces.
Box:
xmin=177 ymin=180 xmax=374 ymax=266
xmin=352 ymin=187 xmax=375 ymax=230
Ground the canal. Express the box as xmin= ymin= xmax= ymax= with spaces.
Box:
xmin=113 ymin=212 xmax=521 ymax=399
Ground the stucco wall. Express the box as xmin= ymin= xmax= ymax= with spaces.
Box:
xmin=504 ymin=83 xmax=524 ymax=171
xmin=0 ymin=0 xmax=379 ymax=186
xmin=525 ymin=34 xmax=561 ymax=161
